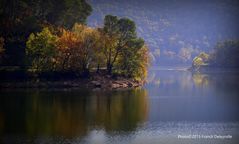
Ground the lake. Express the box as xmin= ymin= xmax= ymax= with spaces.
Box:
xmin=1 ymin=67 xmax=239 ymax=144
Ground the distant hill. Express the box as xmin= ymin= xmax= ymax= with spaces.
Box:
xmin=87 ymin=0 xmax=239 ymax=66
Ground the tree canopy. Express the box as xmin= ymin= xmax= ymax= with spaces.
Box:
xmin=192 ymin=52 xmax=209 ymax=68
xmin=100 ymin=15 xmax=149 ymax=78
xmin=25 ymin=16 xmax=149 ymax=80
xmin=26 ymin=28 xmax=58 ymax=72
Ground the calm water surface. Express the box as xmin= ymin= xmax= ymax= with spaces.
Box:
xmin=1 ymin=67 xmax=239 ymax=144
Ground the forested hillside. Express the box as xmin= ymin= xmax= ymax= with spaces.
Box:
xmin=192 ymin=40 xmax=239 ymax=70
xmin=87 ymin=0 xmax=239 ymax=66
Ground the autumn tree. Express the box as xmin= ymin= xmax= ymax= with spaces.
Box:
xmin=56 ymin=29 xmax=79 ymax=71
xmin=72 ymin=24 xmax=101 ymax=73
xmin=192 ymin=52 xmax=209 ymax=68
xmin=26 ymin=28 xmax=58 ymax=72
xmin=56 ymin=24 xmax=102 ymax=74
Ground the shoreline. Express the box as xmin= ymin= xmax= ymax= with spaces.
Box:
xmin=188 ymin=66 xmax=239 ymax=73
xmin=0 ymin=72 xmax=143 ymax=90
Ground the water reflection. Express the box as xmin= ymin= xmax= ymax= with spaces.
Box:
xmin=1 ymin=68 xmax=239 ymax=144
xmin=146 ymin=69 xmax=197 ymax=97
xmin=146 ymin=68 xmax=239 ymax=97
xmin=192 ymin=73 xmax=209 ymax=87
xmin=192 ymin=72 xmax=239 ymax=94
xmin=145 ymin=68 xmax=239 ymax=122
xmin=0 ymin=89 xmax=148 ymax=138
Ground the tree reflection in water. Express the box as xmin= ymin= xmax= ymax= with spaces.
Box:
xmin=0 ymin=89 xmax=148 ymax=138
xmin=192 ymin=72 xmax=239 ymax=93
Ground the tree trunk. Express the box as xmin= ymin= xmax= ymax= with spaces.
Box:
xmin=96 ymin=63 xmax=100 ymax=73
xmin=107 ymin=63 xmax=112 ymax=74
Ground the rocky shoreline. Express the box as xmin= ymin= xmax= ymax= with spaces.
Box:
xmin=89 ymin=75 xmax=143 ymax=89
xmin=0 ymin=74 xmax=143 ymax=90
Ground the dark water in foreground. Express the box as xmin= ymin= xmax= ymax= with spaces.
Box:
xmin=1 ymin=67 xmax=239 ymax=144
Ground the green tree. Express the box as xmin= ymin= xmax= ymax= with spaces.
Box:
xmin=101 ymin=15 xmax=119 ymax=74
xmin=101 ymin=15 xmax=149 ymax=79
xmin=89 ymin=28 xmax=106 ymax=73
xmin=102 ymin=15 xmax=138 ymax=74
xmin=116 ymin=38 xmax=148 ymax=80
xmin=26 ymin=28 xmax=58 ymax=72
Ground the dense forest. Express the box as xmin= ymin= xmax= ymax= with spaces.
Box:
xmin=192 ymin=40 xmax=239 ymax=70
xmin=0 ymin=0 xmax=149 ymax=81
xmin=0 ymin=0 xmax=92 ymax=66
xmin=88 ymin=0 xmax=239 ymax=66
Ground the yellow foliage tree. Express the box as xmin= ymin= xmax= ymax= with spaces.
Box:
xmin=73 ymin=24 xmax=102 ymax=73
xmin=192 ymin=52 xmax=210 ymax=70
xmin=26 ymin=28 xmax=58 ymax=72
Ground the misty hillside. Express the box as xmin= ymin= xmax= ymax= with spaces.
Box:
xmin=87 ymin=0 xmax=239 ymax=66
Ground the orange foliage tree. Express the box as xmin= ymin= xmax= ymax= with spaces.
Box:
xmin=56 ymin=24 xmax=103 ymax=74
xmin=56 ymin=29 xmax=80 ymax=71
